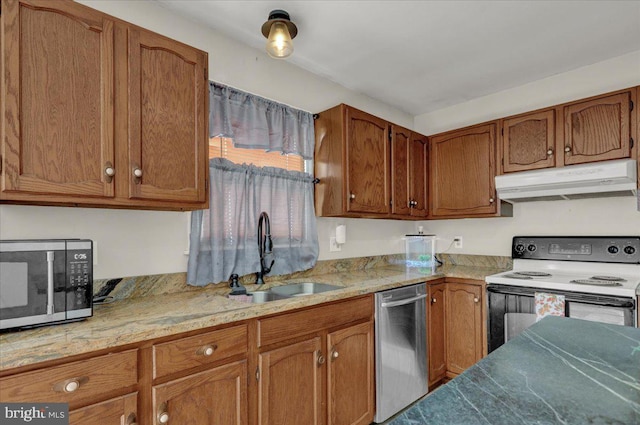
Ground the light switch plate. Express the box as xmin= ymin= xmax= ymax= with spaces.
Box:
xmin=329 ymin=237 xmax=342 ymax=252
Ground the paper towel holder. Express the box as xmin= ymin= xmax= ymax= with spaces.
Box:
xmin=335 ymin=224 xmax=346 ymax=244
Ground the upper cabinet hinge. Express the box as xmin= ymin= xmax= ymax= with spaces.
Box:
xmin=631 ymin=138 xmax=635 ymax=149
xmin=255 ymin=366 xmax=260 ymax=382
xmin=0 ymin=155 xmax=3 ymax=174
xmin=501 ymin=128 xmax=504 ymax=136
xmin=630 ymin=100 xmax=634 ymax=112
xmin=388 ymin=129 xmax=392 ymax=142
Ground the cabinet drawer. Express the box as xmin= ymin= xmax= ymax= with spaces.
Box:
xmin=153 ymin=324 xmax=248 ymax=379
xmin=257 ymin=295 xmax=373 ymax=347
xmin=0 ymin=349 xmax=137 ymax=406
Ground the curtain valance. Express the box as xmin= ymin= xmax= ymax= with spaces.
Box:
xmin=209 ymin=82 xmax=315 ymax=160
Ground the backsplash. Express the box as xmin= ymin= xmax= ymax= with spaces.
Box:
xmin=94 ymin=253 xmax=511 ymax=301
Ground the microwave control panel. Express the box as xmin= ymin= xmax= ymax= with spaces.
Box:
xmin=66 ymin=240 xmax=93 ymax=310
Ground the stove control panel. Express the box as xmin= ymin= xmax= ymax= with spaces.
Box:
xmin=512 ymin=236 xmax=640 ymax=264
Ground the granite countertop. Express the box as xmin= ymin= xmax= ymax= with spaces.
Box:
xmin=0 ymin=264 xmax=502 ymax=371
xmin=390 ymin=316 xmax=640 ymax=425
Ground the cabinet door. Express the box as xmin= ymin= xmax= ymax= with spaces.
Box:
xmin=409 ymin=133 xmax=429 ymax=217
xmin=345 ymin=107 xmax=390 ymax=214
xmin=152 ymin=360 xmax=247 ymax=425
xmin=563 ymin=92 xmax=631 ymax=165
xmin=258 ymin=337 xmax=323 ymax=425
xmin=69 ymin=393 xmax=137 ymax=425
xmin=1 ymin=0 xmax=115 ymax=199
xmin=502 ymin=109 xmax=556 ymax=173
xmin=327 ymin=322 xmax=374 ymax=425
xmin=391 ymin=126 xmax=411 ymax=216
xmin=430 ymin=123 xmax=497 ymax=217
xmin=428 ymin=283 xmax=446 ymax=387
xmin=445 ymin=283 xmax=483 ymax=375
xmin=126 ymin=25 xmax=207 ymax=204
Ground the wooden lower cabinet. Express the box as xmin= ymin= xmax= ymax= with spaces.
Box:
xmin=152 ymin=360 xmax=247 ymax=425
xmin=427 ymin=282 xmax=446 ymax=387
xmin=69 ymin=393 xmax=138 ymax=425
xmin=445 ymin=282 xmax=484 ymax=376
xmin=255 ymin=296 xmax=374 ymax=425
xmin=258 ymin=337 xmax=323 ymax=425
xmin=327 ymin=322 xmax=375 ymax=425
xmin=426 ymin=279 xmax=485 ymax=386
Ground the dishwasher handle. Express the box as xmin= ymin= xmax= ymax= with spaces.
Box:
xmin=380 ymin=293 xmax=428 ymax=308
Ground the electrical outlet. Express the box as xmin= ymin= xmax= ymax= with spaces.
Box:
xmin=329 ymin=236 xmax=342 ymax=252
xmin=454 ymin=236 xmax=463 ymax=249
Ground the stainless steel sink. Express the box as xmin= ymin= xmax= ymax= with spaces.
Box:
xmin=247 ymin=282 xmax=342 ymax=303
xmin=269 ymin=282 xmax=342 ymax=297
xmin=248 ymin=291 xmax=287 ymax=304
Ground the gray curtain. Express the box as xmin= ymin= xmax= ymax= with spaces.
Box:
xmin=187 ymin=158 xmax=319 ymax=286
xmin=209 ymin=82 xmax=315 ymax=160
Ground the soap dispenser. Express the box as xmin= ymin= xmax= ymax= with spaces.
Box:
xmin=228 ymin=274 xmax=247 ymax=295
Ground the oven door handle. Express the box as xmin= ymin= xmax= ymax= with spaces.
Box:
xmin=570 ymin=299 xmax=635 ymax=309
xmin=380 ymin=293 xmax=428 ymax=308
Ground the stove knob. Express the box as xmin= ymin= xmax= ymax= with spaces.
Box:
xmin=527 ymin=244 xmax=537 ymax=252
xmin=623 ymin=246 xmax=636 ymax=255
xmin=515 ymin=244 xmax=525 ymax=254
xmin=607 ymin=245 xmax=619 ymax=254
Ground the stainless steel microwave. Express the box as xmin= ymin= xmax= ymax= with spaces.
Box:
xmin=0 ymin=239 xmax=93 ymax=330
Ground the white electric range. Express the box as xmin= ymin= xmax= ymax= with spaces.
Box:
xmin=485 ymin=236 xmax=640 ymax=352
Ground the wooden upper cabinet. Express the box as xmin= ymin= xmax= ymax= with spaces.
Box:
xmin=1 ymin=0 xmax=115 ymax=198
xmin=0 ymin=0 xmax=208 ymax=210
xmin=345 ymin=107 xmax=390 ymax=214
xmin=409 ymin=133 xmax=429 ymax=217
xmin=502 ymin=109 xmax=556 ymax=173
xmin=563 ymin=92 xmax=632 ymax=165
xmin=391 ymin=125 xmax=411 ymax=216
xmin=391 ymin=126 xmax=429 ymax=218
xmin=314 ymin=104 xmax=390 ymax=217
xmin=125 ymin=25 xmax=207 ymax=204
xmin=430 ymin=123 xmax=500 ymax=217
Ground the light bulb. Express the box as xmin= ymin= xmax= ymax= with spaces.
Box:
xmin=266 ymin=21 xmax=294 ymax=58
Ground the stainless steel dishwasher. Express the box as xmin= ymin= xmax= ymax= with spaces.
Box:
xmin=374 ymin=283 xmax=428 ymax=423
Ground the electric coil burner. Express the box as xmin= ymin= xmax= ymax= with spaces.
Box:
xmin=485 ymin=236 xmax=639 ymax=353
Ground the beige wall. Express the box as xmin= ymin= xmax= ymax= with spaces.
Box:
xmin=2 ymin=1 xmax=639 ymax=279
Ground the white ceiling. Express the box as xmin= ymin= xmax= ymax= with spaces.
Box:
xmin=153 ymin=0 xmax=640 ymax=116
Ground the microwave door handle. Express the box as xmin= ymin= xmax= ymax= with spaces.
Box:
xmin=46 ymin=251 xmax=54 ymax=315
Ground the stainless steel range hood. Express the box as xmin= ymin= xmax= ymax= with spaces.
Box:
xmin=495 ymin=159 xmax=637 ymax=203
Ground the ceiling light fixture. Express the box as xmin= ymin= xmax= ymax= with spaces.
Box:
xmin=261 ymin=9 xmax=298 ymax=59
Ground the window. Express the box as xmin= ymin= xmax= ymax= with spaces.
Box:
xmin=209 ymin=137 xmax=305 ymax=172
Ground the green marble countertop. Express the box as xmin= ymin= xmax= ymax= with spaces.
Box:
xmin=0 ymin=264 xmax=502 ymax=371
xmin=390 ymin=316 xmax=640 ymax=425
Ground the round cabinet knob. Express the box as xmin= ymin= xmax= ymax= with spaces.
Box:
xmin=474 ymin=297 xmax=479 ymax=303
xmin=203 ymin=345 xmax=215 ymax=356
xmin=547 ymin=149 xmax=554 ymax=156
xmin=104 ymin=167 xmax=115 ymax=177
xmin=564 ymin=146 xmax=571 ymax=153
xmin=158 ymin=412 xmax=169 ymax=424
xmin=431 ymin=298 xmax=437 ymax=304
xmin=133 ymin=168 xmax=143 ymax=178
xmin=317 ymin=353 xmax=325 ymax=365
xmin=331 ymin=350 xmax=339 ymax=360
xmin=489 ymin=198 xmax=495 ymax=203
xmin=64 ymin=380 xmax=80 ymax=393
xmin=349 ymin=193 xmax=356 ymax=200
